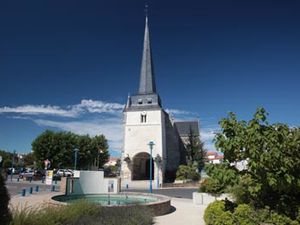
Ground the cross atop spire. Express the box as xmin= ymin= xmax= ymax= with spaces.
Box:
xmin=138 ymin=14 xmax=157 ymax=94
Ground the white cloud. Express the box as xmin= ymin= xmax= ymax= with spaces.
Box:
xmin=0 ymin=105 xmax=77 ymax=117
xmin=34 ymin=118 xmax=123 ymax=151
xmin=72 ymin=99 xmax=124 ymax=114
xmin=0 ymin=99 xmax=125 ymax=118
xmin=200 ymin=126 xmax=219 ymax=151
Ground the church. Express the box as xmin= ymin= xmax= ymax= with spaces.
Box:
xmin=121 ymin=16 xmax=199 ymax=186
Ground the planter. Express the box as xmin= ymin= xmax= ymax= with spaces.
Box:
xmin=193 ymin=192 xmax=231 ymax=205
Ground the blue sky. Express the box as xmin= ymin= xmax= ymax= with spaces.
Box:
xmin=0 ymin=0 xmax=300 ymax=155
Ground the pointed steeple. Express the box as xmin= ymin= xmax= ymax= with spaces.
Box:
xmin=138 ymin=16 xmax=157 ymax=94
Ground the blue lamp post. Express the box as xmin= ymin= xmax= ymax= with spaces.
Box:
xmin=74 ymin=148 xmax=79 ymax=170
xmin=11 ymin=150 xmax=16 ymax=182
xmin=148 ymin=141 xmax=155 ymax=193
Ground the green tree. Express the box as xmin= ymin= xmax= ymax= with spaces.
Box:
xmin=176 ymin=163 xmax=200 ymax=181
xmin=215 ymin=108 xmax=300 ymax=219
xmin=92 ymin=135 xmax=109 ymax=169
xmin=32 ymin=130 xmax=109 ymax=170
xmin=0 ymin=150 xmax=12 ymax=169
xmin=0 ymin=174 xmax=11 ymax=224
xmin=185 ymin=127 xmax=206 ymax=172
xmin=23 ymin=152 xmax=35 ymax=167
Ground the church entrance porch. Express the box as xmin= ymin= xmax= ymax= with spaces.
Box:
xmin=132 ymin=152 xmax=154 ymax=180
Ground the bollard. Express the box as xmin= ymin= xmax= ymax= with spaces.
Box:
xmin=22 ymin=189 xmax=26 ymax=197
xmin=42 ymin=176 xmax=45 ymax=183
xmin=17 ymin=177 xmax=20 ymax=182
xmin=29 ymin=177 xmax=32 ymax=183
xmin=55 ymin=178 xmax=57 ymax=185
xmin=126 ymin=184 xmax=128 ymax=189
xmin=51 ymin=185 xmax=55 ymax=192
xmin=35 ymin=185 xmax=39 ymax=192
xmin=29 ymin=187 xmax=33 ymax=194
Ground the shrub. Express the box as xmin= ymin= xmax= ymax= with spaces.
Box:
xmin=204 ymin=201 xmax=225 ymax=225
xmin=263 ymin=211 xmax=299 ymax=225
xmin=0 ymin=174 xmax=11 ymax=225
xmin=203 ymin=201 xmax=299 ymax=225
xmin=176 ymin=164 xmax=200 ymax=181
xmin=214 ymin=211 xmax=234 ymax=225
xmin=200 ymin=163 xmax=239 ymax=196
xmin=233 ymin=204 xmax=258 ymax=225
xmin=199 ymin=178 xmax=223 ymax=196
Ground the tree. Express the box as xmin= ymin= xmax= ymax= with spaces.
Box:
xmin=0 ymin=174 xmax=11 ymax=224
xmin=32 ymin=130 xmax=109 ymax=170
xmin=23 ymin=152 xmax=35 ymax=167
xmin=92 ymin=135 xmax=109 ymax=169
xmin=215 ymin=108 xmax=300 ymax=219
xmin=185 ymin=127 xmax=206 ymax=172
xmin=176 ymin=163 xmax=200 ymax=181
xmin=0 ymin=150 xmax=12 ymax=169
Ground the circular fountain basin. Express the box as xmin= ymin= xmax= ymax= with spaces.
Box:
xmin=51 ymin=192 xmax=171 ymax=216
xmin=52 ymin=194 xmax=157 ymax=206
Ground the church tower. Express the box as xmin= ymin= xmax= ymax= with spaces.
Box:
xmin=121 ymin=16 xmax=166 ymax=186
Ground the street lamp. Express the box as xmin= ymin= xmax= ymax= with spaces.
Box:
xmin=148 ymin=141 xmax=155 ymax=193
xmin=74 ymin=148 xmax=79 ymax=170
xmin=154 ymin=154 xmax=162 ymax=188
xmin=0 ymin=155 xmax=2 ymax=175
xmin=11 ymin=150 xmax=16 ymax=182
xmin=98 ymin=149 xmax=103 ymax=169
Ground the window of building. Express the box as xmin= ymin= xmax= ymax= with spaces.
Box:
xmin=147 ymin=98 xmax=152 ymax=104
xmin=141 ymin=113 xmax=147 ymax=123
xmin=138 ymin=99 xmax=143 ymax=104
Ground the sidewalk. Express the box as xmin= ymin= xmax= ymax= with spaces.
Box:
xmin=9 ymin=191 xmax=60 ymax=210
xmin=155 ymin=197 xmax=206 ymax=225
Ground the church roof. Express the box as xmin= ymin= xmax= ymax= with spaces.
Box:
xmin=138 ymin=16 xmax=156 ymax=94
xmin=124 ymin=15 xmax=161 ymax=112
xmin=174 ymin=121 xmax=200 ymax=137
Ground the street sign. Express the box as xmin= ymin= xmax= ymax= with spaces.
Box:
xmin=45 ymin=170 xmax=53 ymax=185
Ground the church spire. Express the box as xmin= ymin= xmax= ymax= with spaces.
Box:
xmin=138 ymin=15 xmax=157 ymax=94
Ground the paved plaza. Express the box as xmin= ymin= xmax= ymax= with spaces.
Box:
xmin=7 ymin=179 xmax=206 ymax=225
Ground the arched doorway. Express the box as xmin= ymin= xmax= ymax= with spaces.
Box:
xmin=132 ymin=152 xmax=154 ymax=180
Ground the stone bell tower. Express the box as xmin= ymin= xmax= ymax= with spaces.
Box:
xmin=121 ymin=16 xmax=166 ymax=187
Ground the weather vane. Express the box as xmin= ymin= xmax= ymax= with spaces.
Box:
xmin=145 ymin=2 xmax=149 ymax=17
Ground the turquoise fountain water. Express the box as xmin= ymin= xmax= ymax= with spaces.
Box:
xmin=52 ymin=194 xmax=158 ymax=206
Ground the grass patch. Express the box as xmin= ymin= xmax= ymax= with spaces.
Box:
xmin=10 ymin=200 xmax=154 ymax=225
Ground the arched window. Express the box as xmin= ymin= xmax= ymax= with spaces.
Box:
xmin=141 ymin=112 xmax=147 ymax=123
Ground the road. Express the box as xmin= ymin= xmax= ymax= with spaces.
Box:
xmin=125 ymin=188 xmax=198 ymax=199
xmin=6 ymin=178 xmax=197 ymax=199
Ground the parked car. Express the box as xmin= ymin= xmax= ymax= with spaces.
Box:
xmin=56 ymin=169 xmax=74 ymax=177
xmin=19 ymin=169 xmax=45 ymax=180
xmin=19 ymin=169 xmax=34 ymax=179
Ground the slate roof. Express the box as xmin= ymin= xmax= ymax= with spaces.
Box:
xmin=125 ymin=16 xmax=161 ymax=112
xmin=138 ymin=16 xmax=157 ymax=94
xmin=174 ymin=121 xmax=200 ymax=137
